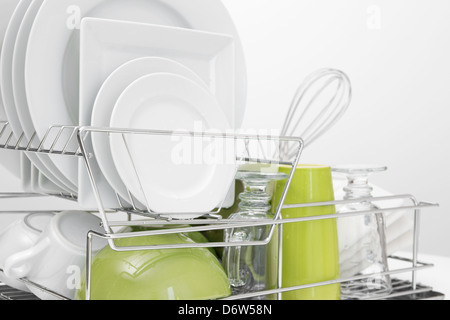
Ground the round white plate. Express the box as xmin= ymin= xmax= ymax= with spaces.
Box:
xmin=1 ymin=0 xmax=67 ymax=192
xmin=24 ymin=0 xmax=247 ymax=189
xmin=1 ymin=0 xmax=74 ymax=193
xmin=0 ymin=0 xmax=20 ymax=121
xmin=0 ymin=0 xmax=21 ymax=179
xmin=1 ymin=0 xmax=32 ymax=134
xmin=109 ymin=73 xmax=235 ymax=217
xmin=0 ymin=0 xmax=20 ymax=45
xmin=14 ymin=0 xmax=76 ymax=193
xmin=0 ymin=0 xmax=20 ymax=44
xmin=91 ymin=56 xmax=208 ymax=207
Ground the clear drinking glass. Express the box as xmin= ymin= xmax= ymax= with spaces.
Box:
xmin=333 ymin=165 xmax=392 ymax=299
xmin=222 ymin=170 xmax=287 ymax=299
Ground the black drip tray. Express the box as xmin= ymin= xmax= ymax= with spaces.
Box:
xmin=0 ymin=279 xmax=445 ymax=301
xmin=0 ymin=283 xmax=40 ymax=300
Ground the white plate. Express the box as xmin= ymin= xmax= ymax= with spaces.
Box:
xmin=19 ymin=155 xmax=55 ymax=194
xmin=0 ymin=0 xmax=21 ymax=179
xmin=0 ymin=0 xmax=20 ymax=47
xmin=1 ymin=0 xmax=65 ymax=192
xmin=0 ymin=0 xmax=20 ymax=121
xmin=86 ymin=57 xmax=209 ymax=209
xmin=1 ymin=0 xmax=73 ymax=194
xmin=1 ymin=0 xmax=32 ymax=140
xmin=24 ymin=0 xmax=246 ymax=191
xmin=13 ymin=0 xmax=75 ymax=193
xmin=80 ymin=17 xmax=235 ymax=128
xmin=20 ymin=154 xmax=32 ymax=192
xmin=109 ymin=73 xmax=235 ymax=217
xmin=79 ymin=17 xmax=235 ymax=209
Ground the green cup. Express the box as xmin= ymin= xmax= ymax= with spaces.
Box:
xmin=75 ymin=232 xmax=230 ymax=300
xmin=271 ymin=164 xmax=340 ymax=300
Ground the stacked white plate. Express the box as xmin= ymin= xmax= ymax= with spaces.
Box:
xmin=0 ymin=0 xmax=247 ymax=219
xmin=0 ymin=0 xmax=24 ymax=187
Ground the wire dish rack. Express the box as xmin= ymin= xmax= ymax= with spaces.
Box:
xmin=0 ymin=121 xmax=444 ymax=300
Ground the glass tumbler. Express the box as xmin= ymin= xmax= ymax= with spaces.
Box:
xmin=222 ymin=170 xmax=287 ymax=299
xmin=333 ymin=165 xmax=392 ymax=299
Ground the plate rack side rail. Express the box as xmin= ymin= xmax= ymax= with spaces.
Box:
xmin=0 ymin=197 xmax=440 ymax=300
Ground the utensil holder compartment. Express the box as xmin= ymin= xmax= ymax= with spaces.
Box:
xmin=0 ymin=121 xmax=444 ymax=300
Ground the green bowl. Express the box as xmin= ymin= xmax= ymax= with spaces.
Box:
xmin=75 ymin=232 xmax=230 ymax=300
xmin=131 ymin=225 xmax=218 ymax=258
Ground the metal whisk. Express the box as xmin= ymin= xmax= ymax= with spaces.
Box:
xmin=279 ymin=68 xmax=352 ymax=159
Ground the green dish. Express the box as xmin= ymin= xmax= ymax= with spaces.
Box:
xmin=131 ymin=225 xmax=218 ymax=258
xmin=75 ymin=232 xmax=230 ymax=300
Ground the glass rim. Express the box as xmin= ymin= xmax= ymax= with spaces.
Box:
xmin=331 ymin=164 xmax=388 ymax=174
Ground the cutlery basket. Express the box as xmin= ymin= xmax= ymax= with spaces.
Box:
xmin=0 ymin=122 xmax=444 ymax=300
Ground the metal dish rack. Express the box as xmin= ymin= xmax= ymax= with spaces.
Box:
xmin=0 ymin=121 xmax=444 ymax=300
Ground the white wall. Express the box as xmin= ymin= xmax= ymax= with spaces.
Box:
xmin=222 ymin=0 xmax=450 ymax=257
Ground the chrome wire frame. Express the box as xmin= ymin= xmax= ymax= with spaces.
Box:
xmin=76 ymin=126 xmax=304 ymax=235
xmin=0 ymin=122 xmax=82 ymax=156
xmin=0 ymin=121 xmax=443 ymax=300
xmin=83 ymin=195 xmax=439 ymax=300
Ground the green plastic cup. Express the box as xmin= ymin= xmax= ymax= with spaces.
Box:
xmin=271 ymin=164 xmax=340 ymax=300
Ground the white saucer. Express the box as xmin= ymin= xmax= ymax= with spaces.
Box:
xmin=88 ymin=57 xmax=208 ymax=209
xmin=109 ymin=73 xmax=235 ymax=218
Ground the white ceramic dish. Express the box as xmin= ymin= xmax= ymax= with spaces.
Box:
xmin=0 ymin=212 xmax=55 ymax=292
xmin=1 ymin=0 xmax=72 ymax=194
xmin=0 ymin=0 xmax=22 ymax=180
xmin=79 ymin=17 xmax=235 ymax=209
xmin=80 ymin=17 xmax=235 ymax=129
xmin=24 ymin=0 xmax=247 ymax=193
xmin=109 ymin=73 xmax=235 ymax=218
xmin=0 ymin=0 xmax=19 ymax=45
xmin=1 ymin=0 xmax=32 ymax=130
xmin=4 ymin=210 xmax=106 ymax=300
xmin=13 ymin=0 xmax=74 ymax=193
xmin=86 ymin=56 xmax=208 ymax=209
xmin=0 ymin=0 xmax=20 ymax=47
xmin=20 ymin=154 xmax=32 ymax=192
xmin=19 ymin=155 xmax=51 ymax=194
xmin=0 ymin=0 xmax=20 ymax=121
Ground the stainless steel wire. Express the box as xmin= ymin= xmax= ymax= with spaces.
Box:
xmin=0 ymin=122 xmax=442 ymax=300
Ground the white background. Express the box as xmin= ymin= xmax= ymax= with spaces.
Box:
xmin=222 ymin=0 xmax=450 ymax=258
xmin=0 ymin=0 xmax=448 ymax=259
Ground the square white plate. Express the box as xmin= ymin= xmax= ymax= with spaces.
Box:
xmin=78 ymin=17 xmax=236 ymax=209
